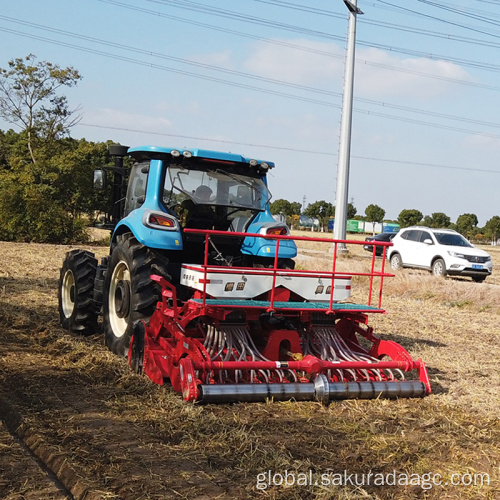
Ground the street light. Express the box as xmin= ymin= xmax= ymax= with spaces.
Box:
xmin=332 ymin=0 xmax=363 ymax=252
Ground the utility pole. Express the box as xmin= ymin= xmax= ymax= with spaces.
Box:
xmin=333 ymin=0 xmax=363 ymax=251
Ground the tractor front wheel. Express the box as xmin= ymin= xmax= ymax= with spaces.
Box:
xmin=58 ymin=250 xmax=98 ymax=335
xmin=103 ymin=233 xmax=170 ymax=357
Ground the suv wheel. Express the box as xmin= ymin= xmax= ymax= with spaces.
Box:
xmin=390 ymin=253 xmax=402 ymax=270
xmin=431 ymin=258 xmax=447 ymax=277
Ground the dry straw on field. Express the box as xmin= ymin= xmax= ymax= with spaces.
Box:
xmin=0 ymin=233 xmax=499 ymax=499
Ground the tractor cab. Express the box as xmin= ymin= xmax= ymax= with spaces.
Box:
xmin=164 ymin=163 xmax=270 ymax=233
xmin=115 ymin=146 xmax=297 ymax=269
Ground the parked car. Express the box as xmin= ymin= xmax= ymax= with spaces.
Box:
xmin=363 ymin=232 xmax=396 ymax=256
xmin=387 ymin=227 xmax=492 ymax=282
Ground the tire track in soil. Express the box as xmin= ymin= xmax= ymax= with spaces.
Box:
xmin=0 ymin=396 xmax=107 ymax=500
xmin=0 ymin=417 xmax=72 ymax=500
xmin=0 ymin=349 xmax=234 ymax=499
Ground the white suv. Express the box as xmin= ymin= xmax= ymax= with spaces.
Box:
xmin=387 ymin=227 xmax=492 ymax=282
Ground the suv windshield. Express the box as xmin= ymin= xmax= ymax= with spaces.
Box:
xmin=433 ymin=232 xmax=473 ymax=247
xmin=163 ymin=165 xmax=270 ymax=211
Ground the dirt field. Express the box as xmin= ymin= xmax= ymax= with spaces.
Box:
xmin=0 ymin=234 xmax=499 ymax=499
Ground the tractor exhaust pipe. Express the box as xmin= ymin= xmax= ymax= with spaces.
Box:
xmin=198 ymin=376 xmax=427 ymax=404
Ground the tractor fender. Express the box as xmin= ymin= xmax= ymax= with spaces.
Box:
xmin=242 ymin=217 xmax=297 ymax=258
xmin=113 ymin=210 xmax=183 ymax=251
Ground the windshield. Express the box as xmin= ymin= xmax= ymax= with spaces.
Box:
xmin=434 ymin=232 xmax=473 ymax=247
xmin=163 ymin=165 xmax=270 ymax=211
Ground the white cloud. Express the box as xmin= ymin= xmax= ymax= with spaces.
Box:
xmin=156 ymin=100 xmax=200 ymax=115
xmin=365 ymin=133 xmax=396 ymax=146
xmin=355 ymin=48 xmax=472 ymax=99
xmin=244 ymin=39 xmax=344 ymax=87
xmin=83 ymin=108 xmax=173 ymax=130
xmin=242 ymin=39 xmax=472 ymax=100
xmin=192 ymin=49 xmax=234 ymax=68
xmin=463 ymin=133 xmax=500 ymax=151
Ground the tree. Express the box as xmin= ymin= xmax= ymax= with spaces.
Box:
xmin=0 ymin=132 xmax=113 ymax=243
xmin=347 ymin=202 xmax=357 ymax=220
xmin=365 ymin=204 xmax=385 ymax=234
xmin=423 ymin=212 xmax=451 ymax=228
xmin=270 ymin=199 xmax=301 ymax=217
xmin=398 ymin=209 xmax=423 ymax=228
xmin=0 ymin=54 xmax=81 ymax=164
xmin=305 ymin=200 xmax=334 ymax=219
xmin=329 ymin=202 xmax=356 ymax=220
xmin=304 ymin=200 xmax=334 ymax=231
xmin=484 ymin=216 xmax=500 ymax=243
xmin=456 ymin=213 xmax=478 ymax=238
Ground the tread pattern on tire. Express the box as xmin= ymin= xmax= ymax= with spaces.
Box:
xmin=58 ymin=249 xmax=98 ymax=335
xmin=103 ymin=233 xmax=170 ymax=356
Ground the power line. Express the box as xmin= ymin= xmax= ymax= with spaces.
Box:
xmin=261 ymin=0 xmax=500 ymax=55
xmin=145 ymin=0 xmax=337 ymax=39
xmin=3 ymin=16 xmax=500 ymax=137
xmin=251 ymin=0 xmax=343 ymax=17
xmin=416 ymin=0 xmax=500 ymax=29
xmin=0 ymin=26 xmax=339 ymax=108
xmin=77 ymin=122 xmax=500 ymax=175
xmin=376 ymin=0 xmax=500 ymax=40
xmin=97 ymin=1 xmax=500 ymax=79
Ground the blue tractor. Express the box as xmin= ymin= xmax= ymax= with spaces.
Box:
xmin=58 ymin=144 xmax=296 ymax=356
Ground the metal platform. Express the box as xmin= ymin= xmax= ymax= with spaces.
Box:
xmin=189 ymin=298 xmax=384 ymax=313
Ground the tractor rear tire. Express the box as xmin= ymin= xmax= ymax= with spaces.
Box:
xmin=58 ymin=250 xmax=98 ymax=335
xmin=103 ymin=233 xmax=170 ymax=357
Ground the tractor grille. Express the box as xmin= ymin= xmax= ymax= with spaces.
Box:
xmin=464 ymin=255 xmax=489 ymax=263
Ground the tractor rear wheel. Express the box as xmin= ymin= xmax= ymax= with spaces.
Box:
xmin=58 ymin=250 xmax=98 ymax=335
xmin=103 ymin=233 xmax=170 ymax=357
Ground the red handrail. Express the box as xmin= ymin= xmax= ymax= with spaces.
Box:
xmin=184 ymin=228 xmax=394 ymax=310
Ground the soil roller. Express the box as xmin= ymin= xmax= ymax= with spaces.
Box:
xmin=128 ymin=229 xmax=431 ymax=403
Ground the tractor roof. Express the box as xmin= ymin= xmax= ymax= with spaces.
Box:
xmin=127 ymin=145 xmax=275 ymax=168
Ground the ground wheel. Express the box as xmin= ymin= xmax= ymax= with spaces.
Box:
xmin=58 ymin=250 xmax=98 ymax=335
xmin=103 ymin=232 xmax=170 ymax=357
xmin=390 ymin=253 xmax=402 ymax=270
xmin=431 ymin=258 xmax=447 ymax=277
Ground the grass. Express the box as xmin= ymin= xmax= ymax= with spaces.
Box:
xmin=0 ymin=233 xmax=499 ymax=499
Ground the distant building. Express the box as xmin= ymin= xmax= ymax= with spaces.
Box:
xmin=327 ymin=218 xmax=400 ymax=234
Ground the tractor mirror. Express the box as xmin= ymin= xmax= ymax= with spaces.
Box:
xmin=93 ymin=169 xmax=106 ymax=190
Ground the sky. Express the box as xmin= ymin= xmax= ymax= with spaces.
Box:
xmin=1 ymin=0 xmax=500 ymax=225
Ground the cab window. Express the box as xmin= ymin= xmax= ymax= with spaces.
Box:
xmin=124 ymin=161 xmax=149 ymax=216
